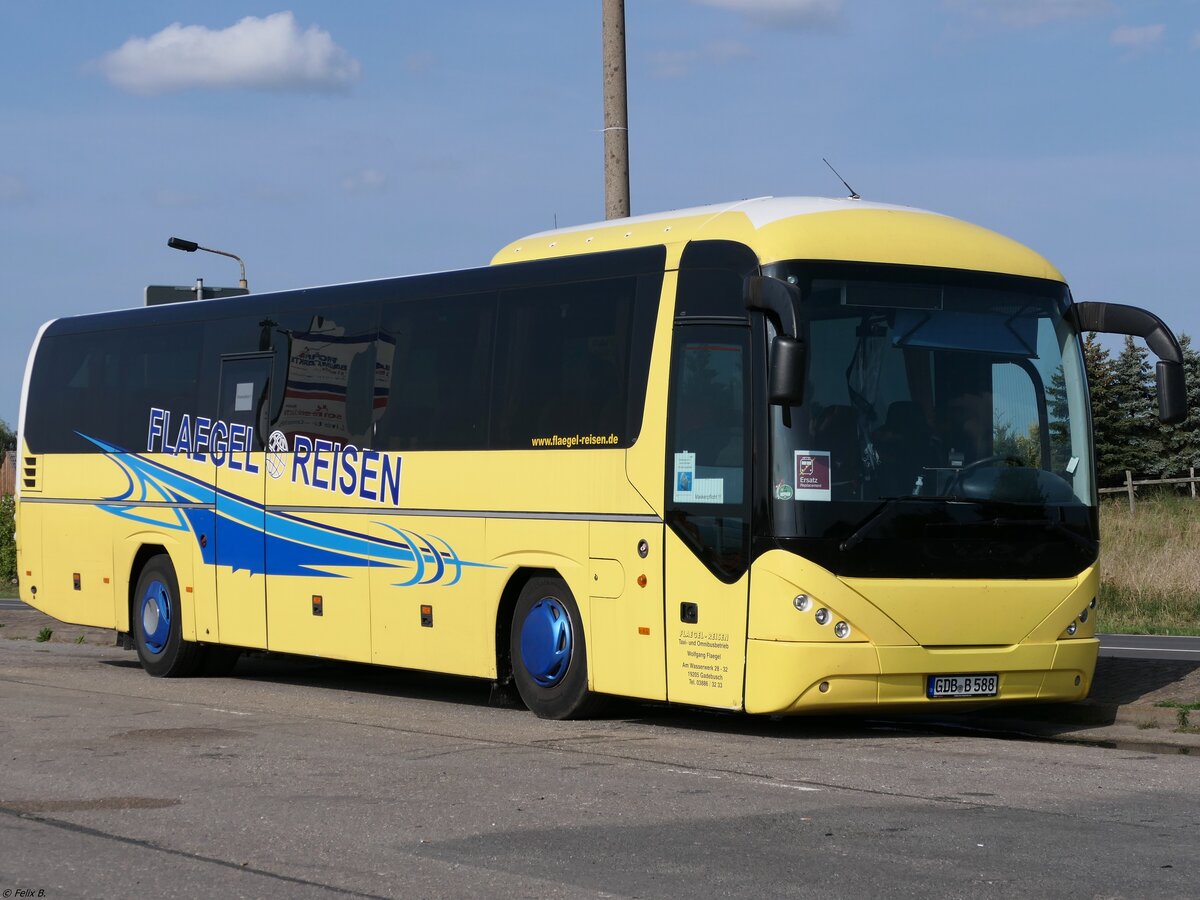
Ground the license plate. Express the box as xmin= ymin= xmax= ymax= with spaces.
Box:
xmin=927 ymin=674 xmax=999 ymax=699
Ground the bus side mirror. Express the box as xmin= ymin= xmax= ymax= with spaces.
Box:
xmin=1157 ymin=360 xmax=1187 ymax=425
xmin=744 ymin=276 xmax=805 ymax=405
xmin=1073 ymin=300 xmax=1188 ymax=424
xmin=769 ymin=336 xmax=805 ymax=406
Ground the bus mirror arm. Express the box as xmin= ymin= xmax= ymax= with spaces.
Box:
xmin=744 ymin=276 xmax=799 ymax=337
xmin=1072 ymin=300 xmax=1187 ymax=424
xmin=745 ymin=276 xmax=805 ymax=406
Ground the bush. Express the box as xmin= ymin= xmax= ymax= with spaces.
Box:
xmin=0 ymin=494 xmax=15 ymax=587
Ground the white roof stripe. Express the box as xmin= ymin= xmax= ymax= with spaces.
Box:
xmin=517 ymin=195 xmax=943 ymax=240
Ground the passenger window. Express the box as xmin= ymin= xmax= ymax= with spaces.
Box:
xmin=492 ymin=278 xmax=638 ymax=449
xmin=375 ymin=293 xmax=495 ymax=451
xmin=269 ymin=304 xmax=381 ymax=448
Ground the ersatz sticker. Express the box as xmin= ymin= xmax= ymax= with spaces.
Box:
xmin=794 ymin=450 xmax=831 ymax=501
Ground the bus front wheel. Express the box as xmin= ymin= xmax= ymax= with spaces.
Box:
xmin=510 ymin=577 xmax=601 ymax=719
xmin=132 ymin=555 xmax=203 ymax=678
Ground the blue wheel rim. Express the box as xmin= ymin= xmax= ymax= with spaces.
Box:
xmin=519 ymin=597 xmax=572 ymax=687
xmin=140 ymin=578 xmax=171 ymax=655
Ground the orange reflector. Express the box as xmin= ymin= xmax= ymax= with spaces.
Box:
xmin=638 ymin=626 xmax=650 ymax=636
xmin=103 ymin=577 xmax=110 ymax=584
xmin=637 ymin=574 xmax=647 ymax=588
xmin=185 ymin=586 xmax=193 ymax=593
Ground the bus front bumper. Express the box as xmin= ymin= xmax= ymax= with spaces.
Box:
xmin=743 ymin=638 xmax=1099 ymax=715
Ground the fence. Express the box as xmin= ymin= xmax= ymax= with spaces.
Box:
xmin=0 ymin=451 xmax=14 ymax=496
xmin=1098 ymin=468 xmax=1200 ymax=513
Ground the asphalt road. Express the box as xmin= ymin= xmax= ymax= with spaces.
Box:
xmin=1 ymin=638 xmax=1197 ymax=899
xmin=1099 ymin=633 xmax=1200 ymax=661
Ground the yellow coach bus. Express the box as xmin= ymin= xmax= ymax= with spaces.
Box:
xmin=15 ymin=196 xmax=1186 ymax=718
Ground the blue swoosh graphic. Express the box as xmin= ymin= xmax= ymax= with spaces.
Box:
xmin=80 ymin=434 xmax=499 ymax=584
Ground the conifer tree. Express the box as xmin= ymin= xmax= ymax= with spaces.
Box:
xmin=1083 ymin=333 xmax=1125 ymax=484
xmin=1159 ymin=333 xmax=1200 ymax=477
xmin=1109 ymin=335 xmax=1161 ymax=477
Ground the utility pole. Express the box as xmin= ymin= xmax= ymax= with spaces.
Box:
xmin=602 ymin=0 xmax=630 ymax=219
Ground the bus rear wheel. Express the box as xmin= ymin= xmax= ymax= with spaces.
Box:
xmin=510 ymin=577 xmax=602 ymax=719
xmin=133 ymin=554 xmax=203 ymax=678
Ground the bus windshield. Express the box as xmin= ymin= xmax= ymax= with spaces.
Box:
xmin=767 ymin=263 xmax=1096 ymax=579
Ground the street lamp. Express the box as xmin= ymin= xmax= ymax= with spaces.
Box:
xmin=168 ymin=236 xmax=249 ymax=291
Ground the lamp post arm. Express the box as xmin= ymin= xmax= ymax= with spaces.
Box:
xmin=196 ymin=244 xmax=248 ymax=290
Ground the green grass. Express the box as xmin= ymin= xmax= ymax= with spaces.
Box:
xmin=1098 ymin=494 xmax=1200 ymax=635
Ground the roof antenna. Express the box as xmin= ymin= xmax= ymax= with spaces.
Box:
xmin=823 ymin=158 xmax=860 ymax=200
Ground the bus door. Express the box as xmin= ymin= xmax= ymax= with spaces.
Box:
xmin=213 ymin=353 xmax=272 ymax=649
xmin=663 ymin=325 xmax=752 ymax=710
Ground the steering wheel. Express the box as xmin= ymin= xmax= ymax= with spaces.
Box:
xmin=956 ymin=454 xmax=1024 ymax=474
xmin=947 ymin=454 xmax=1025 ymax=494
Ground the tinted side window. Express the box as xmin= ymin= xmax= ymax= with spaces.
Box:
xmin=26 ymin=324 xmax=203 ymax=453
xmin=375 ymin=293 xmax=495 ymax=451
xmin=267 ymin=304 xmax=381 ymax=448
xmin=492 ymin=277 xmax=639 ymax=449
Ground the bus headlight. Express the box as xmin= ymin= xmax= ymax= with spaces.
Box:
xmin=834 ymin=621 xmax=851 ymax=639
xmin=1066 ymin=621 xmax=1078 ymax=636
xmin=793 ymin=594 xmax=812 ymax=612
xmin=814 ymin=608 xmax=830 ymax=626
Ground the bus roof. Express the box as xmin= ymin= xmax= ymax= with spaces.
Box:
xmin=491 ymin=195 xmax=1064 ymax=282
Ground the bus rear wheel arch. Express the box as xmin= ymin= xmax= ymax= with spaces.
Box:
xmin=509 ymin=575 xmax=602 ymax=719
xmin=131 ymin=553 xmax=204 ymax=677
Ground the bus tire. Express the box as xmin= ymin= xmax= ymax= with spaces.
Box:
xmin=510 ymin=576 xmax=601 ymax=719
xmin=132 ymin=554 xmax=203 ymax=678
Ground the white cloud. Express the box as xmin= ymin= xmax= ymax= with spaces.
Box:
xmin=99 ymin=12 xmax=361 ymax=95
xmin=945 ymin=0 xmax=1113 ymax=28
xmin=1110 ymin=23 xmax=1166 ymax=51
xmin=691 ymin=0 xmax=842 ymax=28
xmin=340 ymin=169 xmax=387 ymax=195
xmin=650 ymin=41 xmax=754 ymax=79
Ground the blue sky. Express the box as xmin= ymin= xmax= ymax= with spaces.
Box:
xmin=2 ymin=0 xmax=1198 ymax=428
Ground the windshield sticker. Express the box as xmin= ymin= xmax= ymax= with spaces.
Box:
xmin=673 ymin=451 xmax=696 ymax=502
xmin=794 ymin=450 xmax=831 ymax=501
xmin=693 ymin=478 xmax=724 ymax=504
xmin=774 ymin=481 xmax=794 ymax=501
xmin=234 ymin=382 xmax=255 ymax=412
